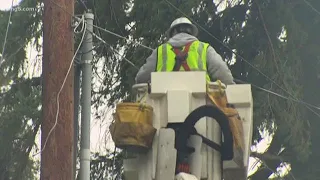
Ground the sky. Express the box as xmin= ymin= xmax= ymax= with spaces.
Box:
xmin=0 ymin=0 xmax=21 ymax=10
xmin=0 ymin=0 xmax=113 ymax=167
xmin=0 ymin=0 xmax=289 ymax=178
xmin=0 ymin=0 xmax=110 ymax=150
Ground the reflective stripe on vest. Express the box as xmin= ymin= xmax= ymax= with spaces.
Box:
xmin=157 ymin=41 xmax=211 ymax=82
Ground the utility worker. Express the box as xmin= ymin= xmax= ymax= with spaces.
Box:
xmin=135 ymin=17 xmax=235 ymax=85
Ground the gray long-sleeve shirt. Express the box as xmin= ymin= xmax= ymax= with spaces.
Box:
xmin=135 ymin=33 xmax=235 ymax=85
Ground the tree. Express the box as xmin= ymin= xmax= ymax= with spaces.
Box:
xmin=0 ymin=0 xmax=42 ymax=179
xmin=1 ymin=0 xmax=319 ymax=179
xmin=89 ymin=150 xmax=124 ymax=180
xmin=0 ymin=78 xmax=41 ymax=180
xmin=89 ymin=0 xmax=319 ymax=179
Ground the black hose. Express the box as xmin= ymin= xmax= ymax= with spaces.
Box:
xmin=175 ymin=104 xmax=234 ymax=160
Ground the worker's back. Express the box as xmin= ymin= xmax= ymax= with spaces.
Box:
xmin=135 ymin=33 xmax=234 ymax=85
xmin=135 ymin=17 xmax=235 ymax=85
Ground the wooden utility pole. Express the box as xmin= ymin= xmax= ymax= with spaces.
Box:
xmin=41 ymin=0 xmax=74 ymax=179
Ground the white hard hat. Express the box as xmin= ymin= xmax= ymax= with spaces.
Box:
xmin=166 ymin=17 xmax=198 ymax=38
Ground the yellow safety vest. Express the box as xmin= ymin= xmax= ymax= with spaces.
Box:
xmin=156 ymin=40 xmax=211 ymax=82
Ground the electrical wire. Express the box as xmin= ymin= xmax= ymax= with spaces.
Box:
xmin=90 ymin=24 xmax=320 ymax=112
xmin=162 ymin=0 xmax=320 ymax=127
xmin=89 ymin=30 xmax=139 ymax=70
xmin=234 ymin=79 xmax=320 ymax=110
xmin=0 ymin=0 xmax=14 ymax=65
xmin=46 ymin=2 xmax=317 ymax=179
xmin=159 ymin=2 xmax=312 ymax=179
xmin=302 ymin=0 xmax=320 ymax=16
xmin=91 ymin=24 xmax=154 ymax=51
xmin=162 ymin=0 xmax=320 ymax=114
xmin=92 ymin=0 xmax=109 ymax=51
xmin=78 ymin=0 xmax=89 ymax=11
xmin=280 ymin=158 xmax=297 ymax=180
xmin=248 ymin=158 xmax=282 ymax=179
xmin=48 ymin=0 xmax=320 ymax=112
xmin=32 ymin=17 xmax=87 ymax=157
xmin=110 ymin=0 xmax=125 ymax=36
xmin=74 ymin=15 xmax=85 ymax=34
xmin=89 ymin=23 xmax=317 ymax=180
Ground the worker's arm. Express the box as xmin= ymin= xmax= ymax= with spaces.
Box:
xmin=135 ymin=49 xmax=157 ymax=84
xmin=206 ymin=46 xmax=235 ymax=85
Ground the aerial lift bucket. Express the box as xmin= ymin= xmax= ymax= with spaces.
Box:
xmin=118 ymin=72 xmax=253 ymax=180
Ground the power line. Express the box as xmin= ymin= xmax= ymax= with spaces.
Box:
xmin=48 ymin=0 xmax=320 ymax=112
xmin=0 ymin=0 xmax=14 ymax=65
xmin=302 ymin=0 xmax=320 ymax=16
xmin=162 ymin=0 xmax=320 ymax=121
xmin=162 ymin=0 xmax=296 ymax=100
xmin=162 ymin=0 xmax=320 ymax=122
xmin=279 ymin=158 xmax=297 ymax=180
xmin=236 ymin=78 xmax=320 ymax=132
xmin=90 ymin=24 xmax=320 ymax=113
xmin=90 ymin=20 xmax=320 ymax=111
xmin=47 ymin=3 xmax=315 ymax=180
xmin=89 ymin=30 xmax=139 ymax=70
xmin=92 ymin=0 xmax=112 ymax=56
xmin=78 ymin=0 xmax=89 ymax=11
xmin=50 ymin=0 xmax=320 ymax=122
xmin=33 ymin=16 xmax=87 ymax=157
xmin=46 ymin=0 xmax=203 ymax=70
xmin=48 ymin=0 xmax=320 ymax=114
xmin=91 ymin=24 xmax=154 ymax=51
xmin=234 ymin=79 xmax=320 ymax=110
xmin=46 ymin=3 xmax=317 ymax=178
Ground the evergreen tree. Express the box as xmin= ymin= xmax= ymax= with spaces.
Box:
xmin=0 ymin=0 xmax=319 ymax=179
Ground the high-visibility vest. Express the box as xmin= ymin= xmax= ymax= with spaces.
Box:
xmin=156 ymin=40 xmax=211 ymax=82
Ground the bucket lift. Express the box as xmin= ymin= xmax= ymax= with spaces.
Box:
xmin=110 ymin=72 xmax=253 ymax=180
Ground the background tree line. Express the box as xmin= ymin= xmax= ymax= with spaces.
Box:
xmin=0 ymin=0 xmax=319 ymax=179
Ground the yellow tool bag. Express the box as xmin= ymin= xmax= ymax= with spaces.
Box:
xmin=207 ymin=81 xmax=245 ymax=152
xmin=109 ymin=102 xmax=157 ymax=153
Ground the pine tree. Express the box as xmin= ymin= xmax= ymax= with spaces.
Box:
xmin=1 ymin=0 xmax=319 ymax=179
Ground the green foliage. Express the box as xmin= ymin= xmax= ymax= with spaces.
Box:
xmin=0 ymin=0 xmax=42 ymax=85
xmin=89 ymin=151 xmax=124 ymax=180
xmin=0 ymin=0 xmax=320 ymax=179
xmin=0 ymin=78 xmax=41 ymax=179
xmin=89 ymin=0 xmax=318 ymax=179
xmin=0 ymin=0 xmax=42 ymax=178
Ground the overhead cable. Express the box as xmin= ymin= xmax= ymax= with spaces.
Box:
xmin=33 ymin=16 xmax=87 ymax=157
xmin=90 ymin=24 xmax=320 ymax=112
xmin=0 ymin=0 xmax=14 ymax=65
xmin=48 ymin=0 xmax=320 ymax=113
